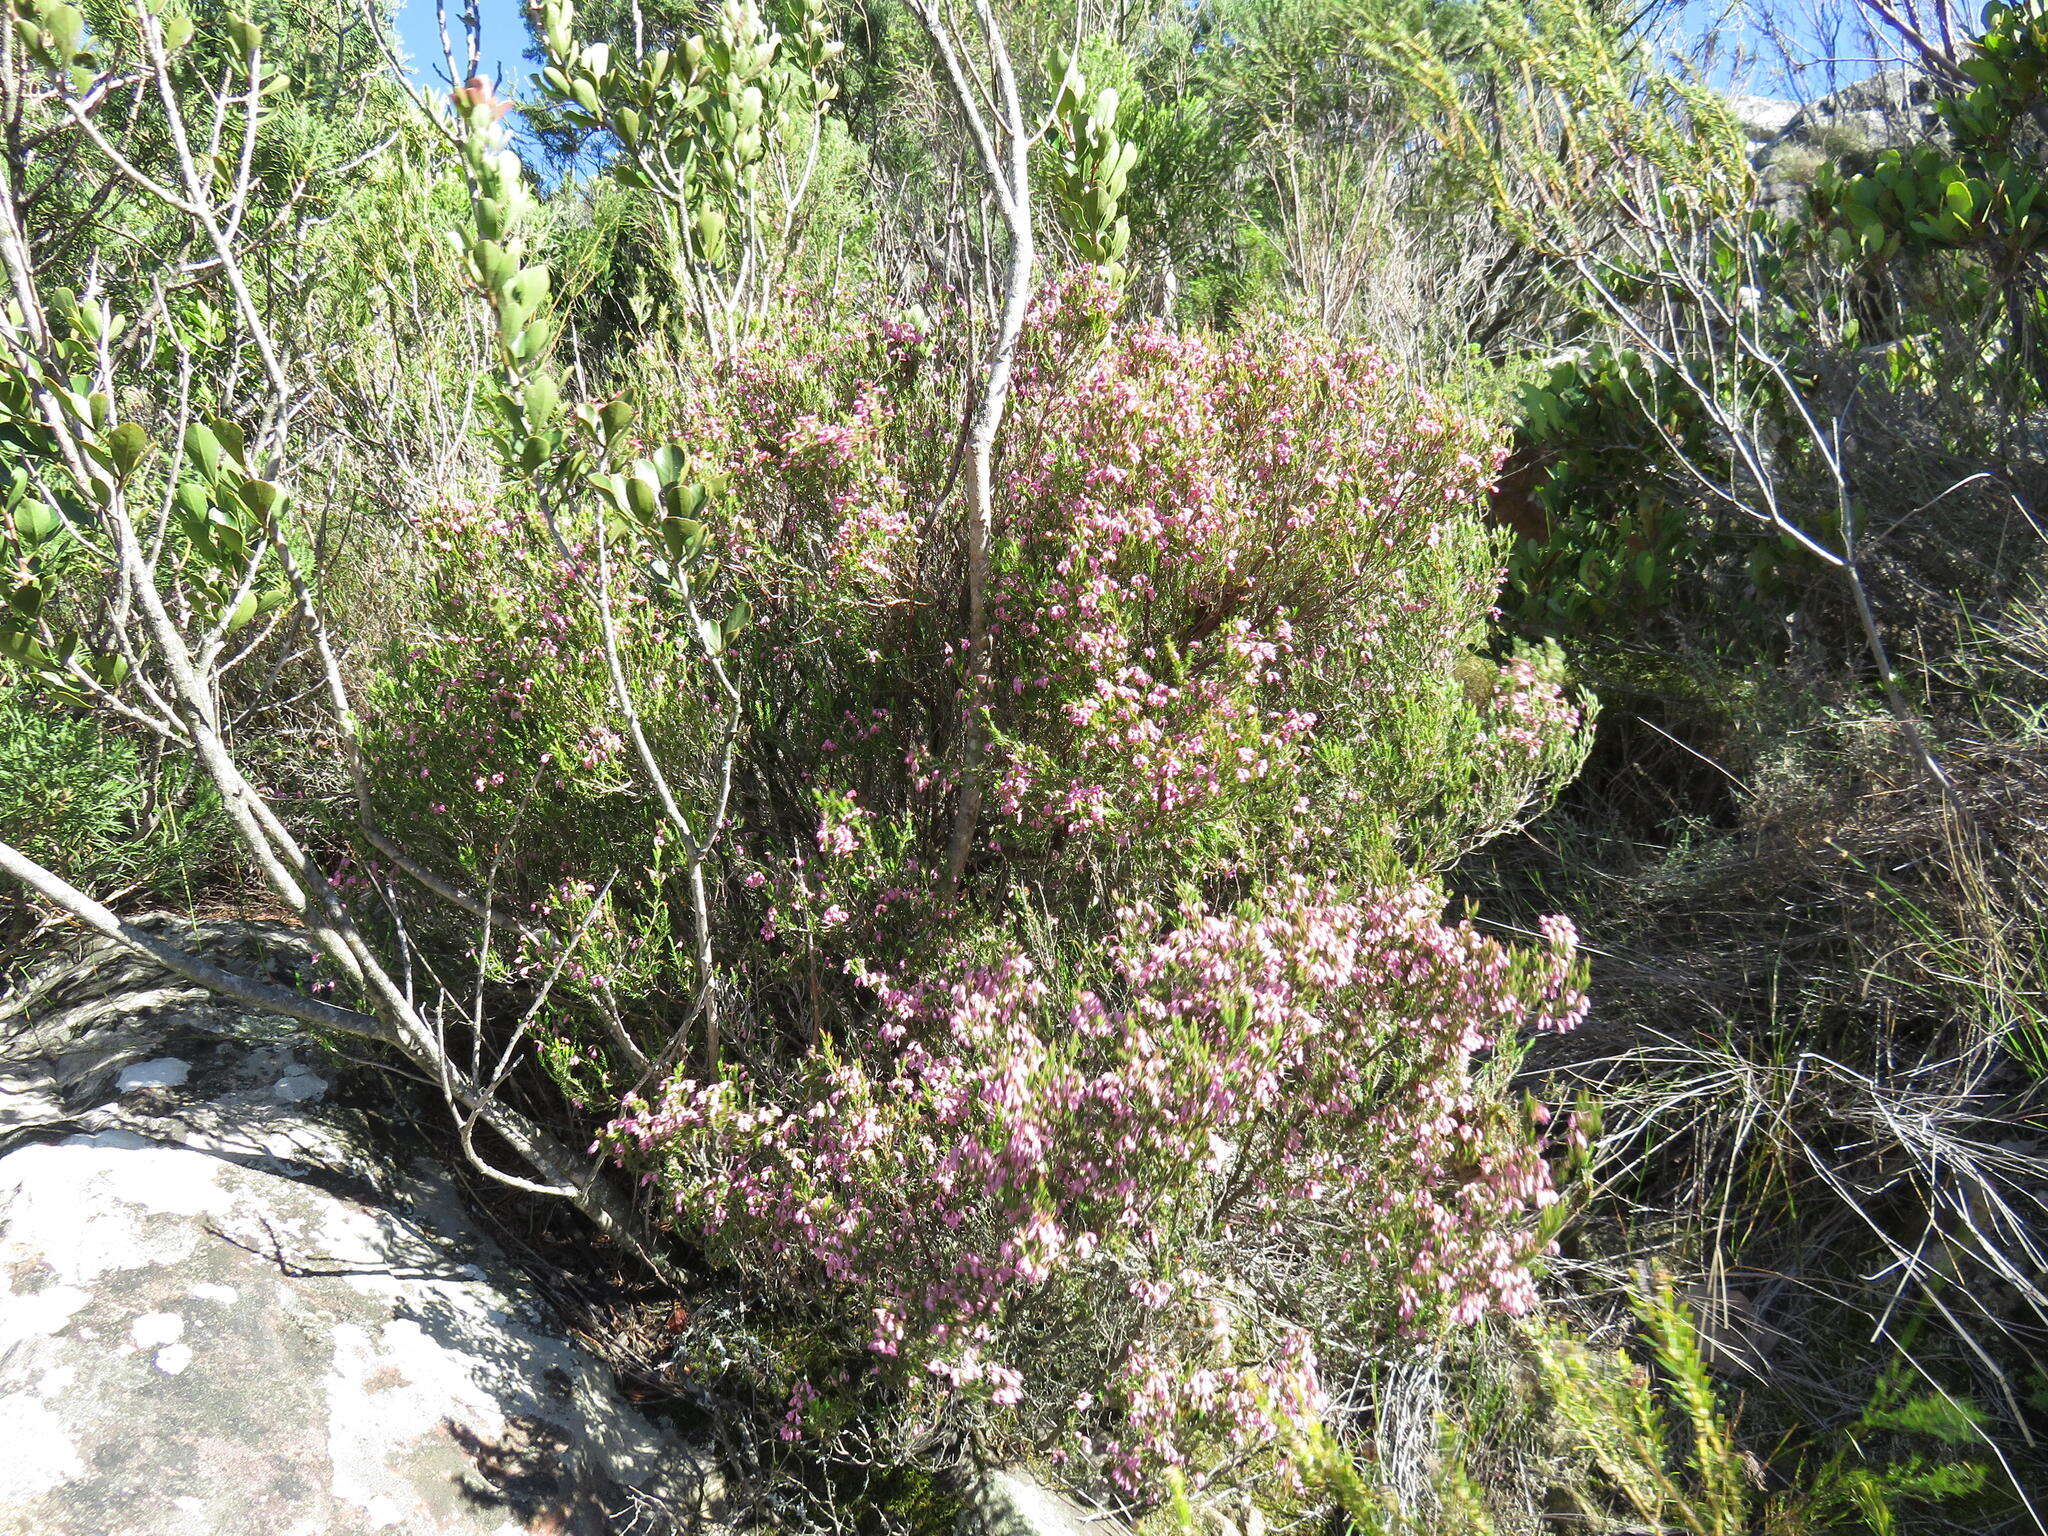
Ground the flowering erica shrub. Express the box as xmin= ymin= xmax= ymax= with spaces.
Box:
xmin=364 ymin=278 xmax=1596 ymax=1498
xmin=984 ymin=318 xmax=1586 ymax=878
xmin=605 ymin=887 xmax=1587 ymax=1491
xmin=642 ymin=284 xmax=1593 ymax=985
xmin=358 ymin=494 xmax=722 ymax=1082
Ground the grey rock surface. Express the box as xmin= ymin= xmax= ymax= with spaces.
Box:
xmin=1747 ymin=67 xmax=1953 ymax=216
xmin=1726 ymin=93 xmax=1800 ymax=141
xmin=1767 ymin=67 xmax=1947 ymax=153
xmin=955 ymin=1469 xmax=1124 ymax=1536
xmin=0 ymin=924 xmax=724 ymax=1536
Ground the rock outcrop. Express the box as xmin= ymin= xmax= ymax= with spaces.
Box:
xmin=955 ymin=1469 xmax=1124 ymax=1536
xmin=1726 ymin=92 xmax=1801 ymax=142
xmin=0 ymin=923 xmax=724 ymax=1536
xmin=1739 ymin=67 xmax=1953 ymax=216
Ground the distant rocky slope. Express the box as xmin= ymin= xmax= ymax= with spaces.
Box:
xmin=1728 ymin=67 xmax=1952 ymax=215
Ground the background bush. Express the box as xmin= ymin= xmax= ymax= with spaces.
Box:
xmin=0 ymin=681 xmax=229 ymax=946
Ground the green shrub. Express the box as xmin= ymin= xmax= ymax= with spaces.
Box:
xmin=0 ymin=681 xmax=228 ymax=920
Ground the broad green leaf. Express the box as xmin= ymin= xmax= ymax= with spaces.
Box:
xmin=45 ymin=3 xmax=83 ymax=59
xmin=14 ymin=499 xmax=59 ymax=545
xmin=237 ymin=478 xmax=281 ymax=518
xmin=523 ymin=374 xmax=562 ymax=429
xmin=209 ymin=418 xmax=247 ymax=460
xmin=625 ymin=469 xmax=660 ymax=522
xmin=104 ymin=421 xmax=148 ymax=478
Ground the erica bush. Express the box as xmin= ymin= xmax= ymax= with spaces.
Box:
xmin=986 ymin=316 xmax=1588 ymax=878
xmin=362 ymin=279 xmax=1595 ymax=1495
xmin=665 ymin=284 xmax=1593 ymax=998
xmin=607 ymin=887 xmax=1586 ymax=1491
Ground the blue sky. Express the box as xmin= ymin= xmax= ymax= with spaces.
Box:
xmin=393 ymin=0 xmax=533 ymax=89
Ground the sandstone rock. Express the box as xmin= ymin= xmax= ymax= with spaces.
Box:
xmin=1766 ymin=67 xmax=1947 ymax=155
xmin=1747 ymin=66 xmax=1956 ymax=216
xmin=1725 ymin=93 xmax=1799 ymax=141
xmin=0 ymin=924 xmax=724 ymax=1536
xmin=955 ymin=1468 xmax=1123 ymax=1536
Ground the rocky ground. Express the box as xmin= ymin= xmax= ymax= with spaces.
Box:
xmin=0 ymin=923 xmax=1108 ymax=1536
xmin=0 ymin=923 xmax=729 ymax=1536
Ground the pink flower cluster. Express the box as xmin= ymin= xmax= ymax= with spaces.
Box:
xmin=976 ymin=320 xmax=1511 ymax=861
xmin=1478 ymin=655 xmax=1584 ymax=769
xmin=603 ymin=886 xmax=1585 ymax=1491
xmin=1089 ymin=1330 xmax=1325 ymax=1493
xmin=671 ymin=292 xmax=1571 ymax=960
xmin=374 ymin=283 xmax=1604 ymax=1501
